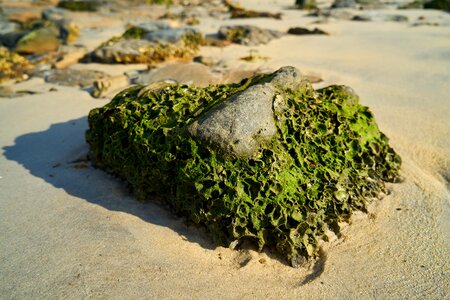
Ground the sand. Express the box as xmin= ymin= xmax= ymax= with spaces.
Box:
xmin=1 ymin=1 xmax=449 ymax=299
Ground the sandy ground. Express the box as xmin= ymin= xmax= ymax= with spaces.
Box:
xmin=1 ymin=1 xmax=449 ymax=299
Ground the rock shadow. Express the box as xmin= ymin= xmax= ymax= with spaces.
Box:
xmin=3 ymin=116 xmax=215 ymax=251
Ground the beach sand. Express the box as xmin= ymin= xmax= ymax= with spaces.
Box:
xmin=0 ymin=1 xmax=449 ymax=298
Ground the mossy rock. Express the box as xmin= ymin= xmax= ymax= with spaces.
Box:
xmin=88 ymin=27 xmax=203 ymax=64
xmin=86 ymin=67 xmax=401 ymax=266
xmin=424 ymin=0 xmax=450 ymax=10
xmin=57 ymin=0 xmax=102 ymax=12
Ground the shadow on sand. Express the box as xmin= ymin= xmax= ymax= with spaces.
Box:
xmin=3 ymin=116 xmax=301 ymax=270
xmin=3 ymin=116 xmax=215 ymax=251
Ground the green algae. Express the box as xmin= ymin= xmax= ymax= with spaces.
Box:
xmin=0 ymin=48 xmax=32 ymax=83
xmin=86 ymin=72 xmax=401 ymax=266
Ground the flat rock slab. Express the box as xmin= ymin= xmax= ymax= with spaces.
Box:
xmin=135 ymin=62 xmax=222 ymax=87
xmin=44 ymin=68 xmax=109 ymax=88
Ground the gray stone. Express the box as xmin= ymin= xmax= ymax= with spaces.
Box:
xmin=188 ymin=66 xmax=302 ymax=158
xmin=269 ymin=66 xmax=302 ymax=89
xmin=218 ymin=25 xmax=283 ymax=46
xmin=89 ymin=39 xmax=154 ymax=64
xmin=331 ymin=0 xmax=357 ymax=8
xmin=144 ymin=27 xmax=198 ymax=43
xmin=44 ymin=68 xmax=108 ymax=88
xmin=0 ymin=21 xmax=19 ymax=35
xmin=131 ymin=21 xmax=170 ymax=34
xmin=331 ymin=0 xmax=383 ymax=8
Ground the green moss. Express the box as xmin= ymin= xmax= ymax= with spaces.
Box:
xmin=86 ymin=72 xmax=401 ymax=266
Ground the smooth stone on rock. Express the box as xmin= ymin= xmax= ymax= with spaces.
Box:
xmin=15 ymin=27 xmax=60 ymax=54
xmin=189 ymin=84 xmax=277 ymax=158
xmin=287 ymin=27 xmax=328 ymax=35
xmin=135 ymin=62 xmax=221 ymax=87
xmin=44 ymin=68 xmax=108 ymax=87
xmin=188 ymin=66 xmax=302 ymax=158
xmin=218 ymin=25 xmax=283 ymax=46
xmin=268 ymin=66 xmax=302 ymax=90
